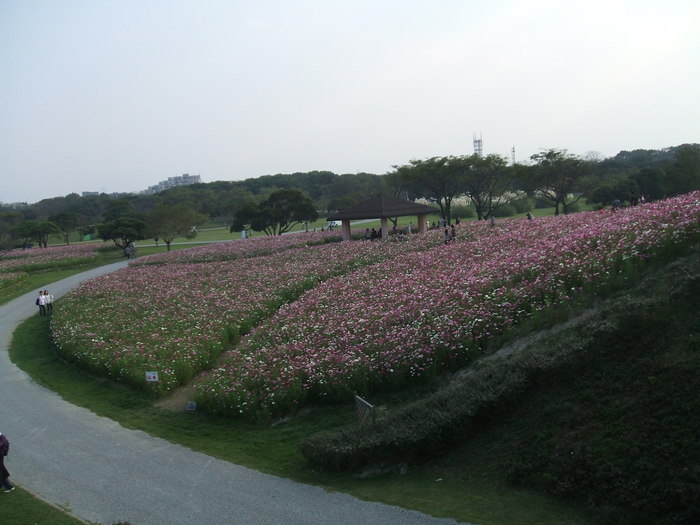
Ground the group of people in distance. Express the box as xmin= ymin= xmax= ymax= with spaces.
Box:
xmin=363 ymin=228 xmax=382 ymax=240
xmin=443 ymin=224 xmax=457 ymax=244
xmin=124 ymin=241 xmax=137 ymax=259
xmin=361 ymin=211 xmax=542 ymax=246
xmin=35 ymin=289 xmax=54 ymax=316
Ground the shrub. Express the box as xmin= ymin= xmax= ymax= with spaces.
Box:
xmin=492 ymin=204 xmax=516 ymax=217
xmin=451 ymin=204 xmax=476 ymax=219
xmin=511 ymin=195 xmax=535 ymax=213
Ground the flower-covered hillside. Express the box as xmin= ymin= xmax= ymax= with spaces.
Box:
xmin=130 ymin=229 xmax=343 ymax=266
xmin=51 ymin=228 xmax=445 ymax=392
xmin=0 ymin=244 xmax=100 ymax=289
xmin=194 ymin=193 xmax=700 ymax=418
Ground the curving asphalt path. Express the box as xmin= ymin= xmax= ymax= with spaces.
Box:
xmin=0 ymin=261 xmax=465 ymax=525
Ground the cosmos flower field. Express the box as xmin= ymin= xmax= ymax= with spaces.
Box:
xmin=0 ymin=244 xmax=100 ymax=288
xmin=51 ymin=193 xmax=699 ymax=418
xmin=51 ymin=225 xmax=443 ymax=392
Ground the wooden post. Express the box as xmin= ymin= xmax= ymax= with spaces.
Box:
xmin=341 ymin=220 xmax=352 ymax=241
xmin=380 ymin=217 xmax=389 ymax=239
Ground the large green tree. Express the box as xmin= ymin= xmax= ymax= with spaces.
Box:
xmin=12 ymin=220 xmax=59 ymax=248
xmin=230 ymin=189 xmax=318 ymax=236
xmin=527 ymin=149 xmax=596 ymax=215
xmin=453 ymin=154 xmax=515 ymax=220
xmin=98 ymin=200 xmax=147 ymax=248
xmin=665 ymin=144 xmax=700 ymax=196
xmin=631 ymin=167 xmax=665 ymax=201
xmin=49 ymin=211 xmax=80 ymax=244
xmin=588 ymin=175 xmax=639 ymax=207
xmin=394 ymin=157 xmax=465 ymax=223
xmin=0 ymin=210 xmax=26 ymax=249
xmin=146 ymin=204 xmax=208 ymax=251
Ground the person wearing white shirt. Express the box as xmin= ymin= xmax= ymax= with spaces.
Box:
xmin=36 ymin=291 xmax=46 ymax=316
xmin=43 ymin=289 xmax=54 ymax=313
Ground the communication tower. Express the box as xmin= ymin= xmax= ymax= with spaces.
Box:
xmin=473 ymin=133 xmax=483 ymax=156
xmin=511 ymin=145 xmax=516 ymax=165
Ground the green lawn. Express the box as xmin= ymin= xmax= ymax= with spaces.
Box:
xmin=0 ymin=487 xmax=85 ymax=525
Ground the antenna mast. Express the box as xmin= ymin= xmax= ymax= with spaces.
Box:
xmin=473 ymin=132 xmax=483 ymax=156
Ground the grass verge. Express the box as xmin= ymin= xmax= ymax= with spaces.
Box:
xmin=0 ymin=487 xmax=85 ymax=525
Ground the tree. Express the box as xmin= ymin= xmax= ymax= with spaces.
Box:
xmin=323 ymin=173 xmax=384 ymax=214
xmin=230 ymin=189 xmax=318 ymax=236
xmin=665 ymin=144 xmax=700 ymax=196
xmin=98 ymin=217 xmax=147 ymax=249
xmin=98 ymin=200 xmax=147 ymax=249
xmin=630 ymin=167 xmax=665 ymax=201
xmin=394 ymin=157 xmax=466 ymax=223
xmin=146 ymin=204 xmax=208 ymax=251
xmin=49 ymin=211 xmax=80 ymax=244
xmin=527 ymin=149 xmax=596 ymax=215
xmin=588 ymin=175 xmax=639 ymax=207
xmin=103 ymin=199 xmax=137 ymax=222
xmin=453 ymin=154 xmax=514 ymax=220
xmin=12 ymin=220 xmax=59 ymax=248
xmin=0 ymin=210 xmax=26 ymax=249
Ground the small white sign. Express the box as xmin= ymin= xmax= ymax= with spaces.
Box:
xmin=145 ymin=371 xmax=159 ymax=382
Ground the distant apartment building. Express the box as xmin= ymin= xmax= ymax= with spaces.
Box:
xmin=143 ymin=173 xmax=201 ymax=194
xmin=0 ymin=201 xmax=29 ymax=209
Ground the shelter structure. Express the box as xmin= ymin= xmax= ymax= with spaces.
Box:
xmin=327 ymin=195 xmax=437 ymax=241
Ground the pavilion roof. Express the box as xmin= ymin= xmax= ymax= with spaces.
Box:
xmin=327 ymin=195 xmax=437 ymax=220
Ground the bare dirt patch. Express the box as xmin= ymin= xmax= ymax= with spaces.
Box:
xmin=155 ymin=384 xmax=197 ymax=412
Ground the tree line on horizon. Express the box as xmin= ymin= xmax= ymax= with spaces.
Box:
xmin=0 ymin=143 xmax=698 ymax=250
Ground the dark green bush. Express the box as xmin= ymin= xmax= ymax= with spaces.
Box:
xmin=492 ymin=204 xmax=516 ymax=217
xmin=300 ymin=333 xmax=592 ymax=470
xmin=511 ymin=195 xmax=535 ymax=213
xmin=451 ymin=204 xmax=476 ymax=219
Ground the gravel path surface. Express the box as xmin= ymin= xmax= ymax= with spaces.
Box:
xmin=0 ymin=261 xmax=464 ymax=525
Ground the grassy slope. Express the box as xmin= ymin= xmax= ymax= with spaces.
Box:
xmin=436 ymin=245 xmax=699 ymax=525
xmin=496 ymin=249 xmax=700 ymax=524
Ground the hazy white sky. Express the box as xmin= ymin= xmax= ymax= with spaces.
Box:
xmin=2 ymin=0 xmax=699 ymax=204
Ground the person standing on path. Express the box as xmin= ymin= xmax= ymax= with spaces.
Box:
xmin=0 ymin=432 xmax=14 ymax=493
xmin=36 ymin=290 xmax=46 ymax=316
xmin=44 ymin=289 xmax=54 ymax=313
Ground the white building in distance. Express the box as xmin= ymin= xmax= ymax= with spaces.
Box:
xmin=143 ymin=174 xmax=201 ymax=195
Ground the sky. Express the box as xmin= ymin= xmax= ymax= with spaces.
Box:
xmin=1 ymin=0 xmax=699 ymax=204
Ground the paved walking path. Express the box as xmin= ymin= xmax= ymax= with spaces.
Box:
xmin=0 ymin=262 xmax=463 ymax=525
